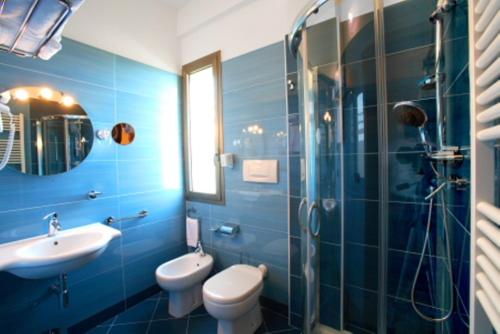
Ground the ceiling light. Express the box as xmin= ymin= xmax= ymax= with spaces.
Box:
xmin=39 ymin=87 xmax=53 ymax=100
xmin=14 ymin=89 xmax=29 ymax=101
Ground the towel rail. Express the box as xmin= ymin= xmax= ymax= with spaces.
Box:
xmin=105 ymin=210 xmax=149 ymax=226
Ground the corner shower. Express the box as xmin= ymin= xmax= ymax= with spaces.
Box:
xmin=287 ymin=0 xmax=471 ymax=333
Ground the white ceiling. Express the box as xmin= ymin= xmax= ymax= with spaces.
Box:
xmin=160 ymin=0 xmax=191 ymax=9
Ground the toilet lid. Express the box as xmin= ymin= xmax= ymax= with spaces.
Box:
xmin=203 ymin=264 xmax=263 ymax=305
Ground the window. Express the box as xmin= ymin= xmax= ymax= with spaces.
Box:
xmin=182 ymin=52 xmax=224 ymax=204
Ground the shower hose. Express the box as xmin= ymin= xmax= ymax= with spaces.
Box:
xmin=410 ymin=185 xmax=454 ymax=322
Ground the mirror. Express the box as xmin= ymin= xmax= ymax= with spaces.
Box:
xmin=0 ymin=86 xmax=94 ymax=176
xmin=112 ymin=123 xmax=135 ymax=145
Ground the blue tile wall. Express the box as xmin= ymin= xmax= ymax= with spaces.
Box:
xmin=186 ymin=42 xmax=289 ymax=306
xmin=384 ymin=0 xmax=470 ymax=333
xmin=0 ymin=38 xmax=184 ymax=333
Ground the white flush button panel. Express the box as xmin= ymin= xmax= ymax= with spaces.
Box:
xmin=243 ymin=160 xmax=278 ymax=183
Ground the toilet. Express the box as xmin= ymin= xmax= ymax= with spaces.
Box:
xmin=155 ymin=252 xmax=213 ymax=317
xmin=203 ymin=264 xmax=268 ymax=334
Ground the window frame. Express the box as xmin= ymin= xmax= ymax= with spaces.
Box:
xmin=182 ymin=51 xmax=225 ymax=205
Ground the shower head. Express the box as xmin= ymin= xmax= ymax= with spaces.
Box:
xmin=393 ymin=101 xmax=428 ymax=128
xmin=393 ymin=101 xmax=432 ymax=154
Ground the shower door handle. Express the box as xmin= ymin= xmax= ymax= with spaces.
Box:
xmin=298 ymin=198 xmax=308 ymax=232
xmin=307 ymin=201 xmax=320 ymax=237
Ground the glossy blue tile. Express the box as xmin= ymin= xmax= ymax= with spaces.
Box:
xmin=344 ymin=243 xmax=378 ymax=291
xmin=290 ymin=275 xmax=303 ymax=315
xmin=290 ymin=236 xmax=301 ymax=277
xmin=258 ymin=262 xmax=289 ymax=305
xmin=123 ymin=247 xmax=183 ymax=298
xmin=288 ymin=114 xmax=300 ymax=154
xmin=319 ymin=242 xmax=341 ymax=288
xmin=386 ymin=45 xmax=436 ymax=103
xmin=318 ymin=198 xmax=341 ymax=245
xmin=117 ymin=160 xmax=169 ymax=194
xmin=343 ymin=286 xmax=378 ymax=333
xmin=223 ymin=79 xmax=286 ymax=125
xmin=285 ymin=37 xmax=297 ymax=74
xmin=222 ymin=42 xmax=285 ymax=93
xmin=445 ymin=94 xmax=470 ymax=148
xmin=340 ymin=12 xmax=375 ymax=64
xmin=0 ymin=38 xmax=115 ymax=88
xmin=319 ymin=284 xmax=341 ymax=330
xmin=187 ymin=314 xmax=218 ymax=334
xmin=289 ymin=156 xmax=303 ymax=197
xmin=343 ymin=106 xmax=378 ymax=154
xmin=0 ymin=197 xmax=120 ymax=243
xmin=121 ymin=218 xmax=184 ymax=265
xmin=211 ymin=221 xmax=288 ymax=269
xmin=343 ymin=59 xmax=377 ymax=109
xmin=384 ymin=0 xmax=436 ymax=54
xmin=345 ymin=199 xmax=378 ymax=246
xmin=149 ymin=319 xmax=188 ymax=333
xmin=115 ymin=56 xmax=180 ymax=98
xmin=289 ymin=196 xmax=302 ymax=238
xmin=386 ymin=297 xmax=444 ymax=334
xmin=388 ymin=151 xmax=434 ymax=203
xmin=0 ymin=160 xmax=118 ymax=212
xmin=223 ymin=117 xmax=288 ymax=157
xmin=344 ymin=153 xmax=379 ymax=201
xmin=0 ymin=63 xmax=116 ymax=124
xmin=211 ymin=189 xmax=288 ymax=233
xmin=109 ymin=323 xmax=149 ymax=334
xmin=444 ymin=37 xmax=469 ymax=96
xmin=119 ymin=190 xmax=184 ymax=230
xmin=443 ymin=0 xmax=469 ymax=41
xmin=64 ymin=268 xmax=126 ymax=328
xmin=287 ymin=73 xmax=299 ymax=115
xmin=115 ymin=300 xmax=156 ymax=324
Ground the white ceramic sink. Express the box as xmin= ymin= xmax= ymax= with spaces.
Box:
xmin=0 ymin=223 xmax=121 ymax=279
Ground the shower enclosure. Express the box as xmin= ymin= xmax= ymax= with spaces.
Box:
xmin=287 ymin=0 xmax=471 ymax=333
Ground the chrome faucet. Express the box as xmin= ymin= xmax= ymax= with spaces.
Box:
xmin=195 ymin=241 xmax=205 ymax=257
xmin=43 ymin=212 xmax=61 ymax=237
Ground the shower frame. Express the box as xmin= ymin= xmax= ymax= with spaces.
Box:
xmin=288 ymin=0 xmax=457 ymax=333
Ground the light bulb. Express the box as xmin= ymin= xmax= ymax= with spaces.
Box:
xmin=14 ymin=89 xmax=29 ymax=101
xmin=40 ymin=87 xmax=53 ymax=100
xmin=61 ymin=95 xmax=75 ymax=107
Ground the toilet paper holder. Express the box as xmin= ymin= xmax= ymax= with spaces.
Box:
xmin=210 ymin=223 xmax=240 ymax=237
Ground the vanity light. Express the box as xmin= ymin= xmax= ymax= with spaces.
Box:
xmin=39 ymin=87 xmax=53 ymax=100
xmin=348 ymin=12 xmax=354 ymax=23
xmin=61 ymin=95 xmax=75 ymax=107
xmin=14 ymin=89 xmax=29 ymax=101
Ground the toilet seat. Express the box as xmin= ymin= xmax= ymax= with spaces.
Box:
xmin=203 ymin=264 xmax=263 ymax=305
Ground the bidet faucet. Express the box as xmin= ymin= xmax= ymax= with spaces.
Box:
xmin=43 ymin=212 xmax=61 ymax=237
xmin=195 ymin=241 xmax=205 ymax=257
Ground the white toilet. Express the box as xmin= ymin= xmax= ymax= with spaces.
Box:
xmin=203 ymin=264 xmax=268 ymax=334
xmin=155 ymin=252 xmax=213 ymax=317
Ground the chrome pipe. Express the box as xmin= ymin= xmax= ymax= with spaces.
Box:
xmin=434 ymin=18 xmax=445 ymax=151
xmin=9 ymin=0 xmax=40 ymax=53
xmin=288 ymin=0 xmax=329 ymax=57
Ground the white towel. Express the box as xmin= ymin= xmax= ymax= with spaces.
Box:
xmin=186 ymin=217 xmax=199 ymax=248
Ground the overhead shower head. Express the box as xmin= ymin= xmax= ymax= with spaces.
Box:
xmin=393 ymin=101 xmax=428 ymax=128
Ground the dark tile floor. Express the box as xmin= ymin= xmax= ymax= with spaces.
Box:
xmin=86 ymin=292 xmax=299 ymax=334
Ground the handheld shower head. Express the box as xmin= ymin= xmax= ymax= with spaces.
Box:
xmin=393 ymin=101 xmax=432 ymax=154
xmin=394 ymin=101 xmax=428 ymax=128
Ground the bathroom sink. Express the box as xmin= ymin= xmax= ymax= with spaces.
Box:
xmin=0 ymin=223 xmax=121 ymax=279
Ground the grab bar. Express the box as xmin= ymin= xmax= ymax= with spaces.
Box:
xmin=106 ymin=210 xmax=148 ymax=225
xmin=288 ymin=0 xmax=329 ymax=57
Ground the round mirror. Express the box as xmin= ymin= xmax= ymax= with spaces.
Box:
xmin=0 ymin=86 xmax=94 ymax=176
xmin=112 ymin=123 xmax=135 ymax=145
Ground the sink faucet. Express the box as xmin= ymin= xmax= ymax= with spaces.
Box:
xmin=195 ymin=241 xmax=205 ymax=257
xmin=43 ymin=212 xmax=61 ymax=237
